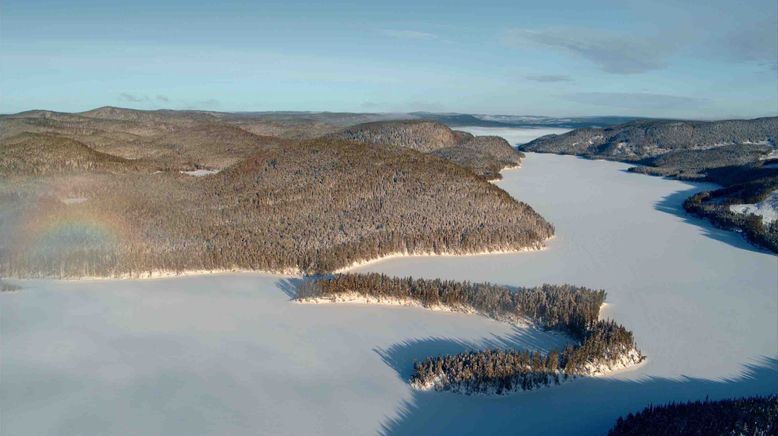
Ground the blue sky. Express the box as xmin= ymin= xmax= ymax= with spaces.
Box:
xmin=1 ymin=0 xmax=776 ymax=118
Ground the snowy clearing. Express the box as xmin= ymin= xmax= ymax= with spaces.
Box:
xmin=730 ymin=190 xmax=778 ymax=224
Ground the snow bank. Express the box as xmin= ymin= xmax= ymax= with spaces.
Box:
xmin=297 ymin=292 xmax=532 ymax=326
xmin=334 ymin=242 xmax=548 ymax=273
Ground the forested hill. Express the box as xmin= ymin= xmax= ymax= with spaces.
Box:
xmin=0 ymin=107 xmax=554 ymax=278
xmin=522 ymin=117 xmax=777 ymax=162
xmin=327 ymin=120 xmax=523 ymax=179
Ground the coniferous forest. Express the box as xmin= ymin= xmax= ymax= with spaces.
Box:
xmin=298 ymin=273 xmax=644 ymax=394
xmin=608 ymin=395 xmax=778 ymax=436
xmin=0 ymin=110 xmax=551 ymax=278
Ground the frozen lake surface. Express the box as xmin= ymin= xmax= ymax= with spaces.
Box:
xmin=2 ymin=128 xmax=776 ymax=435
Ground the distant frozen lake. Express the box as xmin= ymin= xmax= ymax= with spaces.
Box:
xmin=2 ymin=128 xmax=776 ymax=435
xmin=456 ymin=125 xmax=569 ymax=146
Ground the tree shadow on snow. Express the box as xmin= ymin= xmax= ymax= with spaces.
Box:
xmin=276 ymin=277 xmax=306 ymax=300
xmin=376 ymin=340 xmax=778 ymax=436
xmin=374 ymin=327 xmax=572 ymax=382
xmin=653 ymin=185 xmax=768 ymax=255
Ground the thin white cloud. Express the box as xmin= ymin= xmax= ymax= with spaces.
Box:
xmin=713 ymin=20 xmax=778 ymax=70
xmin=525 ymin=74 xmax=573 ymax=83
xmin=379 ymin=29 xmax=439 ymax=40
xmin=505 ymin=28 xmax=673 ymax=74
xmin=566 ymin=92 xmax=706 ymax=110
xmin=119 ymin=93 xmax=149 ymax=103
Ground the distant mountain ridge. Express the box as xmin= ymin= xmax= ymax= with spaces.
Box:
xmin=410 ymin=112 xmax=645 ymax=129
xmin=4 ymin=106 xmax=644 ymax=130
xmin=522 ymin=117 xmax=777 ymax=162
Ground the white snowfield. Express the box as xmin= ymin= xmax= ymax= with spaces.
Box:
xmin=180 ymin=169 xmax=220 ymax=176
xmin=1 ymin=128 xmax=776 ymax=436
xmin=730 ymin=190 xmax=778 ymax=224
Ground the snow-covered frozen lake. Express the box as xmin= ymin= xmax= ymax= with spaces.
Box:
xmin=2 ymin=128 xmax=776 ymax=435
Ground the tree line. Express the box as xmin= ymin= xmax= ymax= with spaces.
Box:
xmin=299 ymin=272 xmax=605 ymax=337
xmin=608 ymin=395 xmax=777 ymax=436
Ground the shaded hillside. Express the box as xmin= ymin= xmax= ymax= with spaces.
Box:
xmin=329 ymin=120 xmax=462 ymax=152
xmin=432 ymin=137 xmax=523 ymax=180
xmin=683 ymin=165 xmax=778 ymax=253
xmin=608 ymin=395 xmax=777 ymax=436
xmin=328 ymin=120 xmax=523 ymax=179
xmin=523 ymin=117 xmax=777 ymax=162
xmin=522 ymin=117 xmax=778 ymax=254
xmin=0 ymin=133 xmax=143 ymax=175
xmin=0 ymin=138 xmax=553 ymax=278
xmin=219 ymin=111 xmax=413 ymax=140
xmin=0 ymin=107 xmax=285 ymax=170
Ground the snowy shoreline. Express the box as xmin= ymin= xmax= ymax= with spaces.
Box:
xmin=4 ymin=267 xmax=303 ymax=282
xmin=333 ymin=240 xmax=549 ymax=273
xmin=3 ymin=242 xmax=549 ymax=282
xmin=296 ymin=292 xmax=534 ymax=327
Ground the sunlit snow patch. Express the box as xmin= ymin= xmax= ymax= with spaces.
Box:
xmin=60 ymin=197 xmax=88 ymax=205
xmin=180 ymin=169 xmax=220 ymax=177
xmin=730 ymin=190 xmax=778 ymax=224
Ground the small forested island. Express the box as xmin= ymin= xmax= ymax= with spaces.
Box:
xmin=522 ymin=117 xmax=778 ymax=253
xmin=297 ymin=273 xmax=644 ymax=395
xmin=0 ymin=108 xmax=548 ymax=278
xmin=608 ymin=395 xmax=778 ymax=436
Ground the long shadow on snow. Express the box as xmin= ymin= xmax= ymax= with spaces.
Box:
xmin=277 ymin=277 xmax=305 ymax=300
xmin=378 ymin=345 xmax=778 ymax=436
xmin=652 ymin=183 xmax=769 ymax=255
xmin=272 ymin=278 xmax=776 ymax=435
xmin=375 ymin=328 xmax=573 ymax=382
